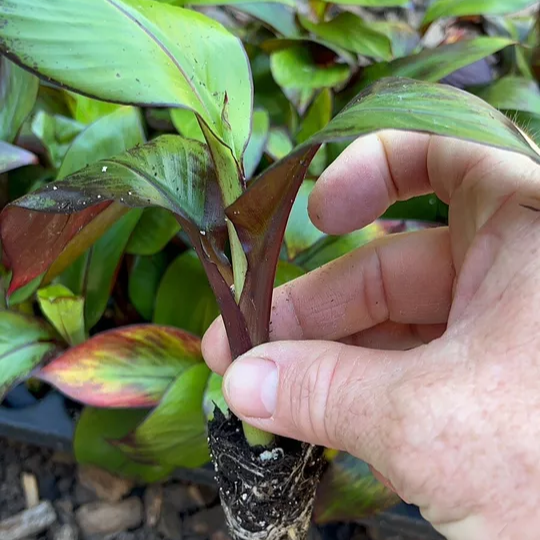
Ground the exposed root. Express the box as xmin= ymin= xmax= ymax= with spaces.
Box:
xmin=208 ymin=410 xmax=326 ymax=540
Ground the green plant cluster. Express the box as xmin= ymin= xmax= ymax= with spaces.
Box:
xmin=0 ymin=0 xmax=538 ymax=524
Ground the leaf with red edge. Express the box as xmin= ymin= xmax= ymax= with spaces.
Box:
xmin=228 ymin=77 xmax=539 ymax=349
xmin=37 ymin=324 xmax=203 ymax=408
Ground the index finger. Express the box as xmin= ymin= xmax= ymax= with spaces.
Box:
xmin=308 ymin=130 xmax=537 ymax=235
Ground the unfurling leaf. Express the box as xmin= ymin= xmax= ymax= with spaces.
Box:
xmin=0 ymin=0 xmax=252 ymax=160
xmin=37 ymin=324 xmax=203 ymax=408
xmin=37 ymin=284 xmax=86 ymax=346
xmin=114 ymin=363 xmax=211 ymax=468
xmin=314 ymin=452 xmax=399 ymax=524
xmin=0 ymin=311 xmax=60 ymax=400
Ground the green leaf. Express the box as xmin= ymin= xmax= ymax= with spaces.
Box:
xmin=1 ymin=135 xmax=223 ymax=295
xmin=308 ymin=78 xmax=540 ymax=161
xmin=0 ymin=311 xmax=59 ymax=400
xmin=232 ymin=3 xmax=300 ymax=38
xmin=243 ymin=109 xmax=270 ymax=179
xmin=270 ymin=45 xmax=351 ymax=95
xmin=0 ymin=0 xmax=252 ymax=160
xmin=115 ymin=363 xmax=211 ymax=468
xmin=74 ymin=407 xmax=174 ymax=483
xmin=229 ymin=76 xmax=539 ymax=348
xmin=163 ymin=0 xmax=293 ymax=4
xmin=266 ymin=128 xmax=293 ymax=160
xmin=170 ymin=108 xmax=205 ymax=143
xmin=0 ymin=141 xmax=38 ymax=174
xmin=59 ymin=208 xmax=143 ymax=329
xmin=38 ymin=324 xmax=203 ymax=407
xmin=319 ymin=0 xmax=407 ymax=4
xmin=296 ymin=89 xmax=332 ymax=145
xmin=371 ymin=21 xmax=419 ymax=59
xmin=472 ymin=76 xmax=540 ymax=115
xmin=203 ymin=371 xmax=226 ymax=420
xmin=154 ymin=250 xmax=219 ymax=337
xmin=67 ymin=94 xmax=123 ymax=125
xmin=37 ymin=284 xmax=86 ymax=346
xmin=512 ymin=111 xmax=540 ymax=146
xmin=298 ymin=221 xmax=427 ymax=271
xmin=274 ymin=260 xmax=305 ymax=287
xmin=314 ymin=453 xmax=399 ymax=524
xmin=299 ymin=12 xmax=393 ymax=61
xmin=0 ymin=56 xmax=39 ymax=143
xmin=126 ymin=208 xmax=180 ymax=256
xmin=58 ymin=106 xmax=146 ymax=179
xmin=423 ymin=0 xmax=539 ymax=25
xmin=31 ymin=111 xmax=85 ymax=169
xmin=285 ymin=180 xmax=325 ymax=259
xmin=128 ymin=253 xmax=169 ymax=320
xmin=365 ymin=37 xmax=513 ymax=85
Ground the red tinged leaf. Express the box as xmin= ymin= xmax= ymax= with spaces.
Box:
xmin=0 ymin=201 xmax=119 ymax=295
xmin=37 ymin=324 xmax=203 ymax=408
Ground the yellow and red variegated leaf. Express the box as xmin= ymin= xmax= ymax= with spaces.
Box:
xmin=37 ymin=324 xmax=202 ymax=408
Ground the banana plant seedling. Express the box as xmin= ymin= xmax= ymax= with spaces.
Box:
xmin=0 ymin=1 xmax=539 ymax=538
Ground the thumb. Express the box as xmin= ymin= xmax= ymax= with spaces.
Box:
xmin=222 ymin=340 xmax=411 ymax=465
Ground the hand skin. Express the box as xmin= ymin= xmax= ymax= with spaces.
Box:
xmin=202 ymin=130 xmax=540 ymax=540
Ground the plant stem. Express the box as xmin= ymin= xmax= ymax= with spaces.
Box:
xmin=198 ymin=121 xmax=275 ymax=447
xmin=242 ymin=423 xmax=275 ymax=447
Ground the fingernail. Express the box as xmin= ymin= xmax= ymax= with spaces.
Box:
xmin=224 ymin=357 xmax=278 ymax=418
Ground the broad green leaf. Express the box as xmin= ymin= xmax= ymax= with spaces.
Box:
xmin=154 ymin=250 xmax=219 ymax=337
xmin=0 ymin=0 xmax=252 ymax=159
xmin=0 ymin=311 xmax=59 ymax=400
xmin=31 ymin=111 xmax=85 ymax=169
xmin=266 ymin=128 xmax=293 ymax=160
xmin=0 ymin=56 xmax=39 ymax=143
xmin=511 ymin=111 xmax=540 ymax=146
xmin=128 ymin=253 xmax=169 ymax=320
xmin=270 ymin=46 xmax=351 ymax=95
xmin=58 ymin=208 xmax=143 ymax=329
xmin=75 ymin=407 xmax=173 ymax=483
xmin=67 ymin=94 xmax=123 ymax=125
xmin=115 ymin=363 xmax=210 ymax=468
xmin=363 ymin=37 xmax=513 ymax=86
xmin=308 ymin=78 xmax=540 ymax=161
xmin=423 ymin=0 xmax=539 ymax=25
xmin=228 ymin=76 xmax=539 ymax=348
xmin=203 ymin=371 xmax=226 ymax=420
xmin=299 ymin=13 xmax=393 ymax=61
xmin=58 ymin=106 xmax=146 ymax=179
xmin=313 ymin=453 xmax=399 ymax=524
xmin=37 ymin=284 xmax=86 ymax=346
xmin=296 ymin=89 xmax=332 ymax=144
xmin=38 ymin=324 xmax=203 ymax=407
xmin=126 ymin=208 xmax=180 ymax=256
xmin=232 ymin=3 xmax=300 ymax=37
xmin=285 ymin=180 xmax=325 ymax=260
xmin=170 ymin=108 xmax=205 ymax=143
xmin=274 ymin=260 xmax=305 ymax=287
xmin=1 ymin=135 xmax=223 ymax=294
xmin=243 ymin=109 xmax=270 ymax=178
xmin=0 ymin=141 xmax=37 ymax=174
xmin=472 ymin=76 xmax=540 ymax=115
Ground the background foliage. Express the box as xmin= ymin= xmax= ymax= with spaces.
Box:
xmin=0 ymin=0 xmax=538 ymax=524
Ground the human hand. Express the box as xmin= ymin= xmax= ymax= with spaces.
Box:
xmin=202 ymin=130 xmax=540 ymax=540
